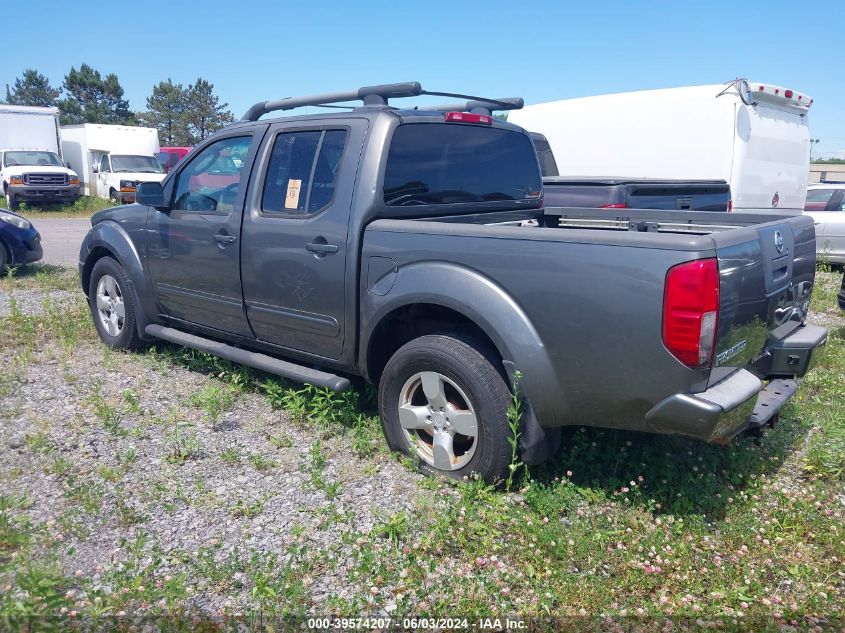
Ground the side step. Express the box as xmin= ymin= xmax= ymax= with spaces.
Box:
xmin=747 ymin=378 xmax=798 ymax=427
xmin=144 ymin=325 xmax=350 ymax=392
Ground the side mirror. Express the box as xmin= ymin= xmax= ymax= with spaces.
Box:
xmin=92 ymin=165 xmax=99 ymax=174
xmin=137 ymin=181 xmax=167 ymax=208
xmin=66 ymin=162 xmax=72 ymax=170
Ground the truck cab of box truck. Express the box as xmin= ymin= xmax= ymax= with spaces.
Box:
xmin=0 ymin=105 xmax=81 ymax=210
xmin=93 ymin=152 xmax=166 ymax=203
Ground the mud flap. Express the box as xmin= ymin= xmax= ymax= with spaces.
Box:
xmin=503 ymin=360 xmax=561 ymax=465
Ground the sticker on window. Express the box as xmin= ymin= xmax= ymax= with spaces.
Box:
xmin=285 ymin=179 xmax=302 ymax=210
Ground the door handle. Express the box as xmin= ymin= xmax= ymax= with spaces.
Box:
xmin=214 ymin=234 xmax=238 ymax=245
xmin=306 ymin=242 xmax=339 ymax=254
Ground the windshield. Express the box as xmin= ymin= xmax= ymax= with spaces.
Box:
xmin=111 ymin=155 xmax=163 ymax=173
xmin=4 ymin=151 xmax=64 ymax=168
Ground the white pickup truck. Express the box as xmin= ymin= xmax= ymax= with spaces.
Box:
xmin=0 ymin=105 xmax=81 ymax=210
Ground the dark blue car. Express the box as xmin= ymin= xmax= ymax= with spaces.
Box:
xmin=0 ymin=208 xmax=42 ymax=270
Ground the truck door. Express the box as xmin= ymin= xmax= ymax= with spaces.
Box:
xmin=96 ymin=155 xmax=111 ymax=199
xmin=240 ymin=119 xmax=367 ymax=360
xmin=145 ymin=131 xmax=262 ymax=337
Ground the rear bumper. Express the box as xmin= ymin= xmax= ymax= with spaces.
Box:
xmin=645 ymin=325 xmax=827 ymax=442
xmin=645 ymin=369 xmax=762 ymax=442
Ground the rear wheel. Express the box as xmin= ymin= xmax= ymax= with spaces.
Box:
xmin=88 ymin=257 xmax=143 ymax=350
xmin=378 ymin=334 xmax=512 ymax=484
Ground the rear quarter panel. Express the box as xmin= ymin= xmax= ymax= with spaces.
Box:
xmin=361 ymin=221 xmax=714 ymax=430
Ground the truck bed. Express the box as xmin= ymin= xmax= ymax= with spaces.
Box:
xmin=363 ymin=207 xmax=818 ymax=436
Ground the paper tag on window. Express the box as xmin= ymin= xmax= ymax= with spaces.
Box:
xmin=285 ymin=179 xmax=302 ymax=209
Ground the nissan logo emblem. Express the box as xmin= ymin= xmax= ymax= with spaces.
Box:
xmin=774 ymin=230 xmax=784 ymax=253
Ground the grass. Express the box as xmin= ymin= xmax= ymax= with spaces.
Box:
xmin=1 ymin=265 xmax=844 ymax=625
xmin=1 ymin=194 xmax=114 ymax=219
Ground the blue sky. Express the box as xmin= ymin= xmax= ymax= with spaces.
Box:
xmin=6 ymin=0 xmax=845 ymax=157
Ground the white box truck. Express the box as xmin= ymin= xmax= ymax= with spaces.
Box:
xmin=61 ymin=124 xmax=165 ymax=202
xmin=0 ymin=104 xmax=81 ymax=210
xmin=509 ymin=80 xmax=813 ymax=213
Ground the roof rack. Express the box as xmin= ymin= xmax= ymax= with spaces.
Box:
xmin=241 ymin=82 xmax=524 ymax=121
xmin=413 ymin=97 xmax=524 ymax=116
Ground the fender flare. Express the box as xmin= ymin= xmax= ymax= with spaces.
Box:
xmin=79 ymin=220 xmax=156 ymax=340
xmin=361 ymin=261 xmax=566 ymax=425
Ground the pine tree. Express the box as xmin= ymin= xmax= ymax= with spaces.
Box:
xmin=5 ymin=69 xmax=61 ymax=107
xmin=59 ymin=64 xmax=134 ymax=125
xmin=183 ymin=78 xmax=234 ymax=142
xmin=139 ymin=79 xmax=190 ymax=145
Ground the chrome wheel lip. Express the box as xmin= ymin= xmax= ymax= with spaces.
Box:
xmin=95 ymin=274 xmax=125 ymax=338
xmin=398 ymin=371 xmax=479 ymax=472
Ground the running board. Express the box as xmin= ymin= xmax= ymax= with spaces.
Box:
xmin=144 ymin=325 xmax=350 ymax=392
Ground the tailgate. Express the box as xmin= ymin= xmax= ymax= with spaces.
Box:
xmin=627 ymin=182 xmax=731 ymax=212
xmin=708 ymin=214 xmax=819 ymax=386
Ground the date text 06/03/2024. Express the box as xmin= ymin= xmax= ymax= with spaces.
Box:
xmin=305 ymin=617 xmax=527 ymax=630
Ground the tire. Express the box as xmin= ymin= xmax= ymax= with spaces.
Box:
xmin=378 ymin=334 xmax=512 ymax=484
xmin=0 ymin=241 xmax=9 ymax=272
xmin=7 ymin=191 xmax=19 ymax=211
xmin=88 ymin=256 xmax=143 ymax=350
xmin=109 ymin=189 xmax=120 ymax=203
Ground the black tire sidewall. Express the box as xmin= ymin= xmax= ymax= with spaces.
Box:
xmin=379 ymin=335 xmax=512 ymax=484
xmin=88 ymin=257 xmax=140 ymax=349
xmin=0 ymin=241 xmax=8 ymax=270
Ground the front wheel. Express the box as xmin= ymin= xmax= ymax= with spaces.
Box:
xmin=7 ymin=191 xmax=19 ymax=211
xmin=378 ymin=334 xmax=512 ymax=484
xmin=88 ymin=256 xmax=143 ymax=350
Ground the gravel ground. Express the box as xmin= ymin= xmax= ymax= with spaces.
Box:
xmin=30 ymin=217 xmax=91 ymax=267
xmin=2 ymin=273 xmax=843 ymax=618
xmin=2 ymin=321 xmax=431 ymax=614
xmin=0 ymin=288 xmax=78 ymax=316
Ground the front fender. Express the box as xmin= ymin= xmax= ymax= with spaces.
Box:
xmin=361 ymin=261 xmax=565 ymax=425
xmin=79 ymin=220 xmax=157 ymax=340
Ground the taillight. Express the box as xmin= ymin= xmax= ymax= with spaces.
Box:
xmin=444 ymin=111 xmax=493 ymax=125
xmin=727 ymin=199 xmax=733 ymax=213
xmin=600 ymin=203 xmax=628 ymax=209
xmin=662 ymin=259 xmax=719 ymax=368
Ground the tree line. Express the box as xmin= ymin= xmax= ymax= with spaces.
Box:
xmin=3 ymin=66 xmax=234 ymax=146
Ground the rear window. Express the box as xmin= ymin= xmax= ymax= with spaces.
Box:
xmin=383 ymin=124 xmax=541 ymax=206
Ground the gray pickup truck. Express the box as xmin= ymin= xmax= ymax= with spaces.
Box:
xmin=78 ymin=82 xmax=827 ymax=483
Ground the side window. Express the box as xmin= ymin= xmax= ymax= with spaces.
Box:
xmin=805 ymin=189 xmax=834 ymax=204
xmin=171 ymin=136 xmax=251 ymax=213
xmin=261 ymin=129 xmax=348 ymax=214
xmin=99 ymin=155 xmax=111 ymax=173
